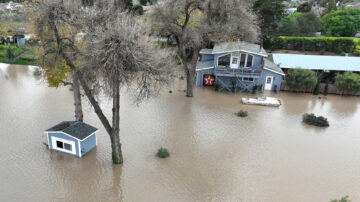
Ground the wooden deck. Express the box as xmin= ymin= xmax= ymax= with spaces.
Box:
xmin=215 ymin=67 xmax=261 ymax=77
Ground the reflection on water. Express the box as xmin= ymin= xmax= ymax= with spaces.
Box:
xmin=1 ymin=64 xmax=360 ymax=202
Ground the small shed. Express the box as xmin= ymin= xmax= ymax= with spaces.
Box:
xmin=45 ymin=121 xmax=98 ymax=157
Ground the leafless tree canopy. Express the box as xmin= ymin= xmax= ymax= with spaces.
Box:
xmin=150 ymin=0 xmax=259 ymax=97
xmin=85 ymin=11 xmax=175 ymax=103
xmin=151 ymin=0 xmax=259 ymax=49
xmin=29 ymin=0 xmax=176 ymax=164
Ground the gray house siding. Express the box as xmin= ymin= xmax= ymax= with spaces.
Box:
xmin=260 ymin=69 xmax=283 ymax=92
xmin=47 ymin=132 xmax=80 ymax=157
xmin=80 ymin=133 xmax=97 ymax=156
xmin=196 ymin=69 xmax=215 ymax=86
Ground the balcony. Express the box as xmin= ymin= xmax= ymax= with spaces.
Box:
xmin=215 ymin=67 xmax=262 ymax=77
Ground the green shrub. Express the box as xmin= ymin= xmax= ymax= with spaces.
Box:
xmin=320 ymin=49 xmax=325 ymax=55
xmin=214 ymin=83 xmax=220 ymax=91
xmin=33 ymin=67 xmax=42 ymax=76
xmin=286 ymin=68 xmax=317 ymax=91
xmin=313 ymin=78 xmax=320 ymax=95
xmin=5 ymin=46 xmax=15 ymax=64
xmin=340 ymin=51 xmax=346 ymax=56
xmin=157 ymin=147 xmax=170 ymax=158
xmin=231 ymin=79 xmax=236 ymax=92
xmin=140 ymin=0 xmax=148 ymax=5
xmin=133 ymin=4 xmax=144 ymax=15
xmin=237 ymin=110 xmax=248 ymax=117
xmin=331 ymin=195 xmax=351 ymax=202
xmin=302 ymin=113 xmax=329 ymax=127
xmin=252 ymin=85 xmax=258 ymax=94
xmin=335 ymin=72 xmax=360 ymax=95
xmin=322 ymin=8 xmax=360 ymax=37
xmin=269 ymin=36 xmax=355 ymax=53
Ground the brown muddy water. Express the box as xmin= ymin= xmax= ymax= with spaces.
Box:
xmin=1 ymin=64 xmax=360 ymax=202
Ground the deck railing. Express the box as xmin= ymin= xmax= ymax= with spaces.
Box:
xmin=215 ymin=67 xmax=262 ymax=77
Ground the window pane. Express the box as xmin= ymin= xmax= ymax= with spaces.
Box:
xmin=267 ymin=77 xmax=272 ymax=84
xmin=232 ymin=57 xmax=238 ymax=64
xmin=64 ymin=143 xmax=72 ymax=151
xmin=240 ymin=54 xmax=246 ymax=67
xmin=56 ymin=141 xmax=63 ymax=149
xmin=218 ymin=54 xmax=231 ymax=67
xmin=246 ymin=55 xmax=253 ymax=67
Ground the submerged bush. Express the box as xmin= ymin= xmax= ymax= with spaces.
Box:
xmin=237 ymin=110 xmax=248 ymax=117
xmin=331 ymin=195 xmax=351 ymax=202
xmin=302 ymin=113 xmax=329 ymax=127
xmin=157 ymin=147 xmax=170 ymax=158
xmin=33 ymin=67 xmax=42 ymax=76
xmin=214 ymin=83 xmax=220 ymax=91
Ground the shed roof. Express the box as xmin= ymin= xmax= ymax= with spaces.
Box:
xmin=272 ymin=54 xmax=360 ymax=72
xmin=264 ymin=59 xmax=285 ymax=75
xmin=200 ymin=41 xmax=267 ymax=56
xmin=46 ymin=121 xmax=98 ymax=140
xmin=196 ymin=60 xmax=215 ymax=71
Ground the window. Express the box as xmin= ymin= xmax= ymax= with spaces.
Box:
xmin=56 ymin=141 xmax=63 ymax=149
xmin=64 ymin=143 xmax=72 ymax=151
xmin=240 ymin=54 xmax=246 ymax=67
xmin=243 ymin=77 xmax=254 ymax=82
xmin=246 ymin=55 xmax=253 ymax=67
xmin=232 ymin=57 xmax=238 ymax=64
xmin=267 ymin=77 xmax=272 ymax=84
xmin=51 ymin=137 xmax=76 ymax=155
xmin=240 ymin=54 xmax=254 ymax=68
xmin=218 ymin=54 xmax=231 ymax=67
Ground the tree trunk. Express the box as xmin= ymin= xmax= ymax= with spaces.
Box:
xmin=73 ymin=74 xmax=83 ymax=122
xmin=186 ymin=70 xmax=195 ymax=97
xmin=111 ymin=80 xmax=123 ymax=164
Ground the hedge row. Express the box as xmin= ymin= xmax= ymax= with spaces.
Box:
xmin=268 ymin=36 xmax=358 ymax=53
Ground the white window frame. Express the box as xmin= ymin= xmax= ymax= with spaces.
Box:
xmin=217 ymin=53 xmax=231 ymax=67
xmin=51 ymin=137 xmax=76 ymax=155
xmin=239 ymin=53 xmax=254 ymax=68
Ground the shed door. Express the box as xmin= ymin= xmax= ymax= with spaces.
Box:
xmin=264 ymin=76 xmax=273 ymax=90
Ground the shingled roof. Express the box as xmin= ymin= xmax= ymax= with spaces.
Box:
xmin=46 ymin=121 xmax=98 ymax=140
xmin=200 ymin=41 xmax=267 ymax=56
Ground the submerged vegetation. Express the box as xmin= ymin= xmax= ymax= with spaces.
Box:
xmin=331 ymin=195 xmax=351 ymax=202
xmin=157 ymin=147 xmax=170 ymax=158
xmin=237 ymin=110 xmax=248 ymax=117
xmin=302 ymin=113 xmax=329 ymax=127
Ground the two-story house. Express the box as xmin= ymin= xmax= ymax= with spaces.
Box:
xmin=196 ymin=41 xmax=285 ymax=92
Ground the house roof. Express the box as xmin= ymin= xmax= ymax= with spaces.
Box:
xmin=46 ymin=121 xmax=98 ymax=140
xmin=200 ymin=41 xmax=267 ymax=56
xmin=196 ymin=60 xmax=215 ymax=71
xmin=264 ymin=59 xmax=285 ymax=75
xmin=272 ymin=54 xmax=360 ymax=72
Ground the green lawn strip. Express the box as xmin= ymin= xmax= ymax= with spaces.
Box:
xmin=0 ymin=45 xmax=37 ymax=66
xmin=0 ymin=21 xmax=25 ymax=28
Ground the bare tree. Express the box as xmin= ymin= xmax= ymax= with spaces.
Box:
xmin=30 ymin=1 xmax=174 ymax=164
xmin=150 ymin=0 xmax=259 ymax=97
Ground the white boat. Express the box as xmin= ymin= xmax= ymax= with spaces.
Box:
xmin=241 ymin=97 xmax=281 ymax=107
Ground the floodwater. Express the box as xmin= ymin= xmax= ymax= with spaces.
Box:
xmin=1 ymin=64 xmax=360 ymax=202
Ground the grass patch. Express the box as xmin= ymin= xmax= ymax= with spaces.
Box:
xmin=0 ymin=21 xmax=25 ymax=28
xmin=0 ymin=45 xmax=37 ymax=65
xmin=302 ymin=113 xmax=329 ymax=127
xmin=157 ymin=147 xmax=170 ymax=158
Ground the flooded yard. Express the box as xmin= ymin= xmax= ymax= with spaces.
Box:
xmin=1 ymin=64 xmax=360 ymax=202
